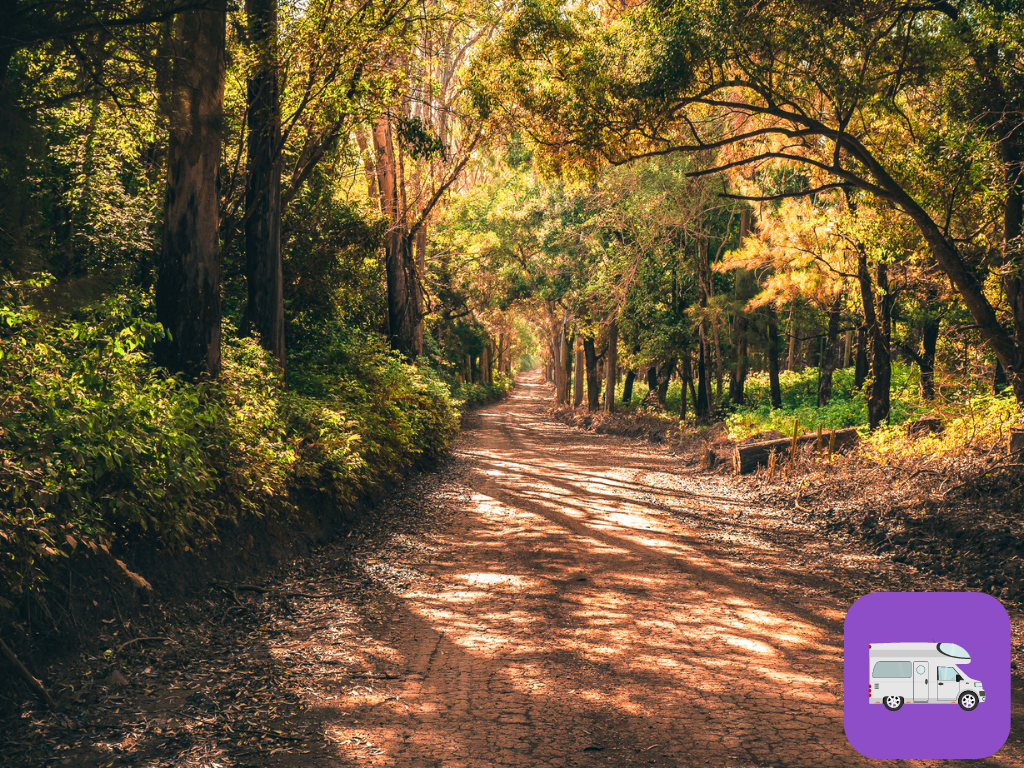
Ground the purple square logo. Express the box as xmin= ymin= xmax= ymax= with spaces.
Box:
xmin=845 ymin=591 xmax=1011 ymax=759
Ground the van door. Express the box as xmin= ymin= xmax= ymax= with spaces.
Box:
xmin=936 ymin=666 xmax=957 ymax=701
xmin=914 ymin=661 xmax=929 ymax=702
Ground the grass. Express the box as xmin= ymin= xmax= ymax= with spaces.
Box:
xmin=571 ymin=362 xmax=1021 ymax=456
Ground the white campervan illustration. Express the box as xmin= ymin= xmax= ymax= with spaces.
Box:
xmin=869 ymin=642 xmax=985 ymax=712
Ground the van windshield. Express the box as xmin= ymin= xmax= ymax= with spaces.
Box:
xmin=938 ymin=643 xmax=970 ymax=660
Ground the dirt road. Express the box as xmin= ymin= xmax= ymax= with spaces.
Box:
xmin=281 ymin=372 xmax=1024 ymax=767
xmin=12 ymin=372 xmax=1023 ymax=767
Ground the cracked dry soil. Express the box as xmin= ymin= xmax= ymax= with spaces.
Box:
xmin=10 ymin=370 xmax=1024 ymax=767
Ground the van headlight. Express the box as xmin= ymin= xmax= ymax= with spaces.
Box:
xmin=975 ymin=682 xmax=983 ymax=688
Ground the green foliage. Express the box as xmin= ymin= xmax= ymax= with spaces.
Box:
xmin=723 ymin=363 xmax=1019 ymax=454
xmin=451 ymin=374 xmax=516 ymax=408
xmin=0 ymin=297 xmax=461 ymax=606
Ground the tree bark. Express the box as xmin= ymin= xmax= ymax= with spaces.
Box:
xmin=156 ymin=1 xmax=227 ymax=379
xmin=729 ymin=209 xmax=751 ymax=405
xmin=414 ymin=225 xmax=427 ymax=357
xmin=583 ymin=337 xmax=601 ymax=411
xmin=604 ymin=320 xmax=618 ymax=412
xmin=695 ymin=239 xmax=713 ymax=422
xmin=767 ymin=303 xmax=782 ymax=409
xmin=657 ymin=357 xmax=676 ymax=405
xmin=243 ymin=0 xmax=284 ymax=368
xmin=1001 ymin=139 xmax=1024 ymax=402
xmin=372 ymin=118 xmax=419 ymax=357
xmin=787 ymin=308 xmax=798 ymax=371
xmin=681 ymin=352 xmax=696 ymax=422
xmin=818 ymin=295 xmax=843 ymax=406
xmin=574 ymin=346 xmax=585 ymax=407
xmin=859 ymin=252 xmax=891 ymax=429
xmin=854 ymin=325 xmax=868 ymax=389
xmin=729 ymin=313 xmax=748 ymax=405
xmin=696 ymin=327 xmax=711 ymax=423
xmin=622 ymin=369 xmax=636 ymax=404
xmin=919 ymin=289 xmax=940 ymax=400
xmin=994 ymin=359 xmax=1009 ymax=395
xmin=554 ymin=327 xmax=569 ymax=404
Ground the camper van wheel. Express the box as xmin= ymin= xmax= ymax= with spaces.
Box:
xmin=883 ymin=695 xmax=904 ymax=712
xmin=958 ymin=691 xmax=979 ymax=711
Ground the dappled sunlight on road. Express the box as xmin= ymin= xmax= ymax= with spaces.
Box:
xmin=301 ymin=372 xmax=1022 ymax=768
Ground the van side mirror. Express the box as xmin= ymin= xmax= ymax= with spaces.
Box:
xmin=956 ymin=675 xmax=963 ymax=682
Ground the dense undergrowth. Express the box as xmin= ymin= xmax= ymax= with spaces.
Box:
xmin=0 ymin=295 xmax=506 ymax=611
xmin=617 ymin=362 xmax=1020 ymax=455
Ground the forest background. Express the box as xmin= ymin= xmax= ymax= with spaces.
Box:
xmin=1 ymin=0 xmax=1023 ymax=676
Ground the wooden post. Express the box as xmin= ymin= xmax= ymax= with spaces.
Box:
xmin=816 ymin=423 xmax=823 ymax=451
xmin=789 ymin=418 xmax=800 ymax=468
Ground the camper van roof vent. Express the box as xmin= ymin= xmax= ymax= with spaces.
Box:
xmin=937 ymin=643 xmax=970 ymax=660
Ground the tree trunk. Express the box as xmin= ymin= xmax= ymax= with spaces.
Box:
xmin=622 ymin=369 xmax=636 ymax=404
xmin=696 ymin=327 xmax=712 ymax=422
xmin=786 ymin=305 xmax=797 ymax=371
xmin=646 ymin=366 xmax=658 ymax=396
xmin=681 ymin=352 xmax=696 ymax=422
xmin=818 ymin=295 xmax=843 ymax=406
xmin=859 ymin=254 xmax=891 ymax=430
xmin=843 ymin=329 xmax=853 ymax=368
xmin=243 ymin=0 xmax=284 ymax=368
xmin=729 ymin=210 xmax=751 ymax=405
xmin=604 ymin=320 xmax=618 ymax=412
xmin=729 ymin=313 xmax=748 ymax=405
xmin=583 ymin=337 xmax=601 ymax=411
xmin=854 ymin=325 xmax=868 ymax=389
xmin=872 ymin=154 xmax=1024 ymax=404
xmin=565 ymin=332 xmax=574 ymax=393
xmin=156 ymin=2 xmax=227 ymax=379
xmin=574 ymin=346 xmax=585 ymax=407
xmin=1000 ymin=140 xmax=1024 ymax=403
xmin=414 ymin=225 xmax=427 ymax=357
xmin=767 ymin=303 xmax=782 ymax=409
xmin=694 ymin=237 xmax=714 ymax=420
xmin=994 ymin=359 xmax=1009 ymax=395
xmin=554 ymin=328 xmax=569 ymax=403
xmin=920 ymin=299 xmax=940 ymax=401
xmin=372 ymin=118 xmax=419 ymax=357
xmin=657 ymin=357 xmax=676 ymax=405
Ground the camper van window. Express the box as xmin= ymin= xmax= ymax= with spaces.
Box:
xmin=937 ymin=643 xmax=970 ymax=659
xmin=872 ymin=661 xmax=912 ymax=678
xmin=938 ymin=667 xmax=957 ymax=681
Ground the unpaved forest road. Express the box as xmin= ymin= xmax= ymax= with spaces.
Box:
xmin=280 ymin=371 xmax=1024 ymax=768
